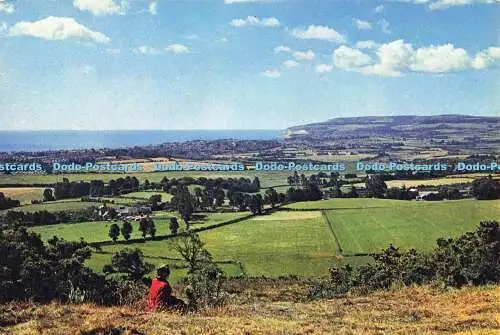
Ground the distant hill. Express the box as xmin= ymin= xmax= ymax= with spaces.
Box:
xmin=286 ymin=114 xmax=499 ymax=137
xmin=285 ymin=114 xmax=500 ymax=157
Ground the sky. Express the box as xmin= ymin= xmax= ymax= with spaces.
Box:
xmin=0 ymin=0 xmax=499 ymax=130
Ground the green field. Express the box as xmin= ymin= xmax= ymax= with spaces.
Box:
xmin=284 ymin=198 xmax=407 ymax=210
xmin=120 ymin=191 xmax=173 ymax=202
xmin=31 ymin=212 xmax=249 ymax=243
xmin=0 ymin=200 xmax=106 ymax=214
xmin=24 ymin=197 xmax=500 ymax=281
xmin=324 ymin=199 xmax=499 ymax=254
xmin=91 ymin=211 xmax=339 ymax=279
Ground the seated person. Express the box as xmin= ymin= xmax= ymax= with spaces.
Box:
xmin=146 ymin=264 xmax=187 ymax=312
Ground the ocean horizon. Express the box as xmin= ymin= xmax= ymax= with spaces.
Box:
xmin=0 ymin=130 xmax=283 ymax=153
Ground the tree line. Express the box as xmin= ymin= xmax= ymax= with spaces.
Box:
xmin=0 ymin=192 xmax=20 ymax=211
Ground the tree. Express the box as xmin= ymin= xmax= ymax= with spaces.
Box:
xmin=230 ymin=192 xmax=245 ymax=210
xmin=472 ymin=177 xmax=500 ymax=200
xmin=169 ymin=217 xmax=179 ymax=234
xmin=104 ymin=248 xmax=154 ymax=281
xmin=139 ymin=217 xmax=153 ymax=238
xmin=43 ymin=188 xmax=55 ymax=202
xmin=0 ymin=192 xmax=20 ymax=210
xmin=171 ymin=232 xmax=227 ymax=310
xmin=89 ymin=180 xmax=105 ymax=197
xmin=252 ymin=177 xmax=261 ymax=191
xmin=108 ymin=223 xmax=120 ymax=242
xmin=150 ymin=224 xmax=157 ymax=238
xmin=304 ymin=182 xmax=323 ymax=201
xmin=249 ymin=194 xmax=263 ymax=215
xmin=149 ymin=194 xmax=162 ymax=210
xmin=331 ymin=185 xmax=342 ymax=198
xmin=172 ymin=186 xmax=194 ymax=223
xmin=365 ymin=175 xmax=387 ymax=198
xmin=121 ymin=220 xmax=133 ymax=240
xmin=215 ymin=188 xmax=225 ymax=207
xmin=264 ymin=188 xmax=279 ymax=208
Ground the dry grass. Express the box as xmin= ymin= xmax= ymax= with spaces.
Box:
xmin=0 ymin=187 xmax=46 ymax=204
xmin=249 ymin=211 xmax=322 ymax=221
xmin=1 ymin=285 xmax=499 ymax=335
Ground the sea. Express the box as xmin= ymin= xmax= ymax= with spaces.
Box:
xmin=0 ymin=130 xmax=283 ymax=153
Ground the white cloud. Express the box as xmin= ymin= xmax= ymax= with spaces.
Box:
xmin=368 ymin=39 xmax=415 ymax=76
xmin=166 ymin=44 xmax=190 ymax=54
xmin=316 ymin=64 xmax=333 ymax=73
xmin=333 ymin=46 xmax=374 ymax=71
xmin=378 ymin=19 xmax=392 ymax=34
xmin=261 ymin=17 xmax=280 ymax=27
xmin=394 ymin=0 xmax=500 ymax=10
xmin=0 ymin=0 xmax=14 ymax=13
xmin=260 ymin=69 xmax=281 ymax=78
xmin=274 ymin=45 xmax=292 ymax=54
xmin=230 ymin=16 xmax=280 ymax=27
xmin=471 ymin=47 xmax=500 ymax=69
xmin=355 ymin=40 xmax=378 ymax=49
xmin=148 ymin=2 xmax=157 ymax=15
xmin=73 ymin=0 xmax=127 ymax=16
xmin=411 ymin=44 xmax=470 ymax=73
xmin=294 ymin=50 xmax=316 ymax=61
xmin=374 ymin=4 xmax=385 ymax=13
xmin=283 ymin=60 xmax=299 ymax=69
xmin=333 ymin=39 xmax=500 ymax=76
xmin=290 ymin=25 xmax=346 ymax=43
xmin=216 ymin=37 xmax=229 ymax=43
xmin=9 ymin=16 xmax=110 ymax=44
xmin=353 ymin=19 xmax=372 ymax=30
xmin=133 ymin=45 xmax=161 ymax=55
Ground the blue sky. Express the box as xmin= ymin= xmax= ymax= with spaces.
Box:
xmin=0 ymin=0 xmax=498 ymax=130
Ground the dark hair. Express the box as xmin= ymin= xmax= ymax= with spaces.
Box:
xmin=157 ymin=264 xmax=170 ymax=277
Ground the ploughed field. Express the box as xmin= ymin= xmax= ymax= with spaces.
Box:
xmin=27 ymin=198 xmax=500 ymax=281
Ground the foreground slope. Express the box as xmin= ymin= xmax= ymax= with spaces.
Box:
xmin=2 ymin=285 xmax=499 ymax=335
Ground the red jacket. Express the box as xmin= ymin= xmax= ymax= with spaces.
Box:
xmin=146 ymin=278 xmax=173 ymax=312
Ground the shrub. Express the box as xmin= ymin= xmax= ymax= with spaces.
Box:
xmin=172 ymin=232 xmax=228 ymax=310
xmin=308 ymin=221 xmax=499 ymax=299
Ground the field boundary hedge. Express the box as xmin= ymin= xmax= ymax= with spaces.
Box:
xmin=321 ymin=211 xmax=343 ymax=254
xmin=89 ymin=213 xmax=255 ymax=247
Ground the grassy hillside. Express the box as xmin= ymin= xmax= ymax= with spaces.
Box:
xmin=26 ymin=198 xmax=499 ymax=279
xmin=286 ymin=114 xmax=500 ymax=158
xmin=2 ymin=284 xmax=499 ymax=334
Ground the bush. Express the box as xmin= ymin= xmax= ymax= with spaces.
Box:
xmin=172 ymin=232 xmax=228 ymax=310
xmin=308 ymin=221 xmax=499 ymax=299
xmin=103 ymin=248 xmax=154 ymax=281
xmin=0 ymin=226 xmax=149 ymax=306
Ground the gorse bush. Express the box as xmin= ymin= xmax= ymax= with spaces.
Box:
xmin=309 ymin=221 xmax=500 ymax=299
xmin=103 ymin=248 xmax=154 ymax=282
xmin=0 ymin=225 xmax=147 ymax=305
xmin=172 ymin=232 xmax=228 ymax=310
